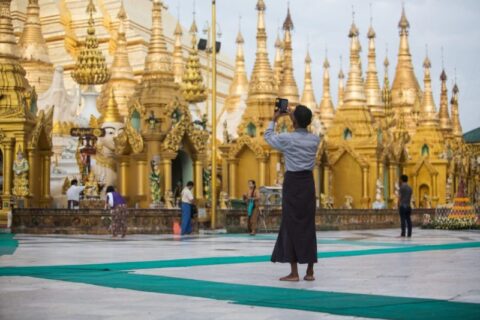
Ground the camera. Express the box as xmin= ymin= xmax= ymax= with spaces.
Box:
xmin=275 ymin=98 xmax=289 ymax=114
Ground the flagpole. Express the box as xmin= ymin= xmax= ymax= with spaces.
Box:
xmin=210 ymin=0 xmax=217 ymax=229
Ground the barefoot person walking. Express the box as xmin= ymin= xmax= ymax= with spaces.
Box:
xmin=264 ymin=104 xmax=320 ymax=281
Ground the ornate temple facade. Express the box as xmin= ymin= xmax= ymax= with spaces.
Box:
xmin=0 ymin=0 xmax=477 ymax=220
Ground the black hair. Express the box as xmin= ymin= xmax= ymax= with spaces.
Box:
xmin=106 ymin=185 xmax=115 ymax=193
xmin=401 ymin=174 xmax=408 ymax=183
xmin=71 ymin=179 xmax=78 ymax=186
xmin=186 ymin=181 xmax=194 ymax=187
xmin=248 ymin=180 xmax=256 ymax=187
xmin=293 ymin=105 xmax=312 ymax=128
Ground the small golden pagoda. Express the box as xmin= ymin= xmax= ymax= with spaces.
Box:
xmin=99 ymin=2 xmax=137 ymax=118
xmin=115 ymin=0 xmax=208 ymax=207
xmin=337 ymin=61 xmax=345 ymax=108
xmin=221 ymin=0 xmax=278 ymax=198
xmin=324 ymin=20 xmax=378 ymax=208
xmin=405 ymin=56 xmax=448 ymax=207
xmin=18 ymin=0 xmax=53 ymax=95
xmin=0 ymin=0 xmax=53 ymax=227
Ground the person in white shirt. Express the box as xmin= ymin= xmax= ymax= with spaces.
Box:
xmin=180 ymin=181 xmax=195 ymax=235
xmin=66 ymin=179 xmax=85 ymax=209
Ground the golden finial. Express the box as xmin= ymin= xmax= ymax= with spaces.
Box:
xmin=100 ymin=87 xmax=124 ymax=124
xmin=256 ymin=0 xmax=266 ymax=11
xmin=71 ymin=0 xmax=110 ymax=85
xmin=273 ymin=29 xmax=284 ymax=90
xmin=181 ymin=12 xmax=207 ymax=103
xmin=398 ymin=4 xmax=410 ymax=34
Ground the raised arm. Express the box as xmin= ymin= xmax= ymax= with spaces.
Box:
xmin=264 ymin=121 xmax=289 ymax=151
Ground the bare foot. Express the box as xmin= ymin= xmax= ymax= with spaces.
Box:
xmin=303 ymin=274 xmax=315 ymax=281
xmin=279 ymin=274 xmax=299 ymax=282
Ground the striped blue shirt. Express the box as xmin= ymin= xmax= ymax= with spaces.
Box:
xmin=264 ymin=121 xmax=320 ymax=172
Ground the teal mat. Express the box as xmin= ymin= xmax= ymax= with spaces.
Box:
xmin=4 ymin=267 xmax=480 ymax=320
xmin=0 ymin=234 xmax=18 ymax=256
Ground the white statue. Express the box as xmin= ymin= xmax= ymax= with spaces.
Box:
xmin=92 ymin=121 xmax=125 ymax=191
xmin=219 ymin=191 xmax=229 ymax=209
xmin=372 ymin=178 xmax=386 ymax=209
xmin=37 ymin=65 xmax=79 ymax=127
xmin=393 ymin=182 xmax=400 ymax=208
xmin=343 ymin=195 xmax=353 ymax=209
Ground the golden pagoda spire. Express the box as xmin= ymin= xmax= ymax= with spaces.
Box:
xmin=0 ymin=0 xmax=31 ymax=118
xmin=450 ymin=82 xmax=463 ymax=138
xmin=343 ymin=18 xmax=367 ymax=109
xmin=382 ymin=54 xmax=393 ymax=120
xmin=365 ymin=20 xmax=384 ymax=120
xmin=247 ymin=0 xmax=276 ymax=100
xmin=318 ymin=55 xmax=335 ymax=129
xmin=300 ymin=49 xmax=317 ymax=110
xmin=225 ymin=22 xmax=248 ymax=113
xmin=181 ymin=14 xmax=207 ymax=104
xmin=278 ymin=7 xmax=299 ymax=104
xmin=99 ymin=1 xmax=136 ymax=117
xmin=337 ymin=56 xmax=345 ymax=108
xmin=438 ymin=68 xmax=453 ymax=137
xmin=419 ymin=55 xmax=439 ymax=127
xmin=173 ymin=19 xmax=184 ymax=84
xmin=143 ymin=0 xmax=174 ymax=81
xmin=71 ymin=0 xmax=110 ymax=85
xmin=18 ymin=0 xmax=54 ymax=94
xmin=100 ymin=87 xmax=123 ymax=124
xmin=391 ymin=5 xmax=421 ymax=128
xmin=273 ymin=31 xmax=284 ymax=91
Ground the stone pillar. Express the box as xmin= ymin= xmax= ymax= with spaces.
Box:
xmin=323 ymin=166 xmax=330 ymax=198
xmin=389 ymin=164 xmax=396 ymax=200
xmin=136 ymin=159 xmax=147 ymax=197
xmin=161 ymin=158 xmax=172 ymax=196
xmin=194 ymin=159 xmax=203 ymax=200
xmin=432 ymin=173 xmax=439 ymax=207
xmin=258 ymin=158 xmax=267 ymax=187
xmin=361 ymin=167 xmax=369 ymax=208
xmin=42 ymin=152 xmax=52 ymax=205
xmin=269 ymin=151 xmax=281 ymax=186
xmin=228 ymin=159 xmax=238 ymax=198
xmin=2 ymin=139 xmax=14 ymax=197
xmin=118 ymin=157 xmax=130 ymax=197
xmin=27 ymin=148 xmax=36 ymax=204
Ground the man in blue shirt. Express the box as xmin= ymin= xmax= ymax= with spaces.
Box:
xmin=264 ymin=105 xmax=320 ymax=281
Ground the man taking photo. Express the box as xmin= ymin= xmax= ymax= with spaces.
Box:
xmin=264 ymin=104 xmax=320 ymax=281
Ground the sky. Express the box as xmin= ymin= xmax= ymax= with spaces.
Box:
xmin=171 ymin=0 xmax=480 ymax=133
